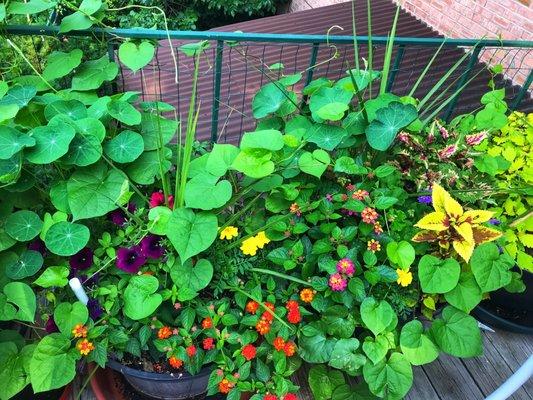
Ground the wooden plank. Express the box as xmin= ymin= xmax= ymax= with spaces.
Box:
xmin=291 ymin=364 xmax=314 ymax=399
xmin=405 ymin=366 xmax=441 ymax=400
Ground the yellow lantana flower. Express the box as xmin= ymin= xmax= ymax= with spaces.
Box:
xmin=412 ymin=183 xmax=502 ymax=262
xmin=396 ymin=268 xmax=413 ymax=287
xmin=220 ymin=226 xmax=239 ymax=240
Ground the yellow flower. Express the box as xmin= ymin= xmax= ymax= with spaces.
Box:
xmin=220 ymin=226 xmax=239 ymax=240
xmin=412 ymin=183 xmax=502 ymax=262
xmin=76 ymin=339 xmax=95 ymax=356
xmin=254 ymin=231 xmax=270 ymax=249
xmin=240 ymin=237 xmax=258 ymax=256
xmin=396 ymin=268 xmax=413 ymax=287
xmin=72 ymin=324 xmax=87 ymax=338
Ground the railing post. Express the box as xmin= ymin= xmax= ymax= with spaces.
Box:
xmin=210 ymin=40 xmax=224 ymax=144
xmin=386 ymin=44 xmax=405 ymax=92
xmin=443 ymin=44 xmax=482 ymax=122
xmin=510 ymin=70 xmax=533 ymax=111
xmin=305 ymin=43 xmax=320 ymax=86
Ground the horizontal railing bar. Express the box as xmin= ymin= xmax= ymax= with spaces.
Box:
xmin=3 ymin=25 xmax=533 ymax=48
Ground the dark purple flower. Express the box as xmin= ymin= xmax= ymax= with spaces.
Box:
xmin=116 ymin=245 xmax=146 ymax=273
xmin=140 ymin=235 xmax=165 ymax=259
xmin=28 ymin=239 xmax=47 ymax=256
xmin=417 ymin=195 xmax=432 ymax=204
xmin=45 ymin=316 xmax=58 ymax=334
xmin=88 ymin=298 xmax=104 ymax=320
xmin=489 ymin=218 xmax=501 ymax=225
xmin=79 ymin=273 xmax=100 ymax=287
xmin=108 ymin=209 xmax=127 ymax=226
xmin=69 ymin=247 xmax=94 ymax=271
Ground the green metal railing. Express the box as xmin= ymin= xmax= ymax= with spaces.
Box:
xmin=3 ymin=25 xmax=532 ymax=143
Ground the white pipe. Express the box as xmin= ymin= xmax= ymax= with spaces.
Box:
xmin=485 ymin=355 xmax=533 ymax=400
xmin=69 ymin=277 xmax=89 ymax=305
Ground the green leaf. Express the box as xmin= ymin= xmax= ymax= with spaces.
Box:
xmin=140 ymin=114 xmax=178 ymax=150
xmin=400 ymin=320 xmax=439 ymax=365
xmin=332 ymin=383 xmax=376 ymax=400
xmin=363 ymin=352 xmax=413 ymax=400
xmin=107 ymin=100 xmax=142 ymax=126
xmin=0 ymin=342 xmax=30 ymax=400
xmin=46 ymin=101 xmax=87 ymax=122
xmin=240 ymin=130 xmax=284 ymax=151
xmin=123 ymin=275 xmax=163 ymax=320
xmin=26 ymin=123 xmax=76 ymax=164
xmin=0 ymin=126 xmax=35 ymax=160
xmin=147 ymin=206 xmax=172 ymax=235
xmin=470 ymin=243 xmax=514 ymax=292
xmin=364 ymin=93 xmax=400 ymax=122
xmin=170 ymin=259 xmax=213 ymax=292
xmin=67 ymin=164 xmax=128 ymax=220
xmin=443 ymin=272 xmax=482 ymax=313
xmin=206 ymin=144 xmax=239 ymax=177
xmin=322 ymin=306 xmax=356 ymax=338
xmin=308 ymin=365 xmax=345 ymax=400
xmin=6 ymin=250 xmax=43 ymax=280
xmin=0 ymin=85 xmax=36 ymax=108
xmin=475 ymin=104 xmax=508 ymax=130
xmin=374 ymin=196 xmax=398 ymax=210
xmin=362 ymin=335 xmax=389 ymax=364
xmin=59 ymin=11 xmax=93 ymax=33
xmin=298 ymin=149 xmax=330 ymax=178
xmin=5 ymin=210 xmax=43 ymax=242
xmin=418 ymin=255 xmax=461 ymax=294
xmin=34 ymin=266 xmax=70 ymax=288
xmin=42 ymin=49 xmax=83 ymax=81
xmin=74 ymin=117 xmax=106 ymax=142
xmin=166 ymin=208 xmax=218 ymax=263
xmin=232 ymin=151 xmax=274 ymax=179
xmin=7 ymin=0 xmax=57 ymax=14
xmin=365 ymin=102 xmax=417 ymax=151
xmin=63 ymin=133 xmax=102 ymax=167
xmin=184 ymin=173 xmax=232 ymax=210
xmin=44 ymin=221 xmax=90 ymax=256
xmin=118 ymin=41 xmax=155 ymax=73
xmin=345 ymin=69 xmax=381 ymax=91
xmin=104 ymin=130 xmax=144 ymax=163
xmin=310 ymin=86 xmax=353 ymax=121
xmin=329 ymin=338 xmax=366 ymax=374
xmin=299 ymin=333 xmax=337 ymax=364
xmin=0 ymin=105 xmax=19 ymax=123
xmin=305 ymin=124 xmax=348 ymax=151
xmin=360 ymin=297 xmax=394 ymax=336
xmin=386 ymin=241 xmax=415 ymax=269
xmin=125 ymin=148 xmax=172 ymax=184
xmin=71 ymin=56 xmax=118 ymax=91
xmin=178 ymin=41 xmax=210 ymax=57
xmin=334 ymin=156 xmax=367 ymax=175
xmin=54 ymin=302 xmax=88 ymax=335
xmin=429 ymin=306 xmax=482 ymax=357
xmin=252 ymin=82 xmax=287 ymax=118
xmin=29 ymin=333 xmax=77 ymax=393
xmin=2 ymin=282 xmax=36 ymax=322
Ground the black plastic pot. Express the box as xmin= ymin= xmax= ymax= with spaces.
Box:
xmin=107 ymin=359 xmax=212 ymax=400
xmin=473 ymin=270 xmax=533 ymax=335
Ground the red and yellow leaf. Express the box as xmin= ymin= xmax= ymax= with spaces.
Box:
xmin=412 ymin=230 xmax=439 ymax=243
xmin=454 ymin=222 xmax=473 ymax=243
xmin=459 ymin=210 xmax=493 ymax=224
xmin=472 ymin=226 xmax=502 ymax=244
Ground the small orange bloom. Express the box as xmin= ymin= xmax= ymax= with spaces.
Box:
xmin=273 ymin=337 xmax=285 ymax=351
xmin=283 ymin=341 xmax=297 ymax=357
xmin=202 ymin=317 xmax=213 ymax=329
xmin=77 ymin=339 xmax=94 ymax=356
xmin=289 ymin=203 xmax=301 ymax=216
xmin=361 ymin=207 xmax=379 ymax=224
xmin=158 ymin=326 xmax=172 ymax=339
xmin=72 ymin=324 xmax=87 ymax=338
xmin=352 ymin=189 xmax=369 ymax=200
xmin=246 ymin=301 xmax=259 ymax=314
xmin=373 ymin=222 xmax=384 ymax=234
xmin=367 ymin=239 xmax=381 ymax=253
xmin=255 ymin=318 xmax=271 ymax=335
xmin=286 ymin=300 xmax=299 ymax=311
xmin=299 ymin=288 xmax=314 ymax=303
xmin=168 ymin=356 xmax=183 ymax=369
xmin=186 ymin=345 xmax=197 ymax=357
xmin=218 ymin=378 xmax=234 ymax=394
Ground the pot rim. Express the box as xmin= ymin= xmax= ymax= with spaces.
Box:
xmin=106 ymin=358 xmax=213 ymax=381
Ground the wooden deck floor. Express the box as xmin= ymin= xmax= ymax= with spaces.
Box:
xmin=77 ymin=329 xmax=533 ymax=400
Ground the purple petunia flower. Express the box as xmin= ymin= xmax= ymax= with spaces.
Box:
xmin=140 ymin=235 xmax=165 ymax=259
xmin=489 ymin=218 xmax=501 ymax=225
xmin=45 ymin=316 xmax=59 ymax=334
xmin=69 ymin=247 xmax=94 ymax=271
xmin=108 ymin=203 xmax=137 ymax=226
xmin=417 ymin=195 xmax=432 ymax=204
xmin=116 ymin=245 xmax=146 ymax=273
xmin=87 ymin=298 xmax=104 ymax=320
xmin=28 ymin=239 xmax=47 ymax=256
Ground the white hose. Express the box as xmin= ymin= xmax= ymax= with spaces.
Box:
xmin=485 ymin=355 xmax=533 ymax=400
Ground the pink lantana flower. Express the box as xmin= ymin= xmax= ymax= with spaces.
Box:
xmin=329 ymin=273 xmax=347 ymax=291
xmin=336 ymin=258 xmax=355 ymax=277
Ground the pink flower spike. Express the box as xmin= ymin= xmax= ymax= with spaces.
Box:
xmin=329 ymin=273 xmax=347 ymax=292
xmin=336 ymin=258 xmax=355 ymax=277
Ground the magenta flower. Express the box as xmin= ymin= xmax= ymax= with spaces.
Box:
xmin=116 ymin=246 xmax=146 ymax=273
xmin=149 ymin=192 xmax=174 ymax=208
xmin=69 ymin=248 xmax=93 ymax=271
xmin=329 ymin=273 xmax=347 ymax=292
xmin=336 ymin=258 xmax=355 ymax=277
xmin=108 ymin=203 xmax=137 ymax=226
xmin=45 ymin=316 xmax=59 ymax=334
xmin=140 ymin=235 xmax=165 ymax=259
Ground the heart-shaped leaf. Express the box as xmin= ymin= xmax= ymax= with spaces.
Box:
xmin=232 ymin=151 xmax=274 ymax=179
xmin=43 ymin=49 xmax=83 ymax=81
xmin=400 ymin=320 xmax=439 ymax=365
xmin=298 ymin=150 xmax=330 ymax=178
xmin=126 ymin=148 xmax=172 ymax=185
xmin=8 ymin=0 xmax=58 ymax=15
xmin=123 ymin=275 xmax=162 ymax=320
xmin=365 ymin=102 xmax=417 ymax=151
xmin=5 ymin=210 xmax=43 ymax=242
xmin=329 ymin=338 xmax=366 ymax=375
xmin=2 ymin=282 xmax=36 ymax=322
xmin=360 ymin=297 xmax=394 ymax=336
xmin=310 ymin=86 xmax=353 ymax=121
xmin=305 ymin=124 xmax=348 ymax=151
xmin=363 ymin=352 xmax=413 ymax=399
xmin=386 ymin=241 xmax=416 ymax=269
xmin=470 ymin=243 xmax=514 ymax=292
xmin=205 ymin=144 xmax=239 ymax=177
xmin=240 ymin=130 xmax=284 ymax=151
xmin=140 ymin=114 xmax=178 ymax=150
xmin=44 ymin=221 xmax=90 ymax=256
xmin=252 ymin=82 xmax=287 ymax=118
xmin=6 ymin=250 xmax=43 ymax=280
xmin=184 ymin=173 xmax=232 ymax=210
xmin=334 ymin=156 xmax=367 ymax=175
xmin=53 ymin=301 xmax=88 ymax=335
xmin=0 ymin=127 xmax=35 ymax=159
xmin=170 ymin=259 xmax=213 ymax=293
xmin=118 ymin=41 xmax=155 ymax=73
xmin=418 ymin=255 xmax=461 ymax=294
xmin=104 ymin=130 xmax=144 ymax=163
xmin=362 ymin=335 xmax=389 ymax=364
xmin=443 ymin=272 xmax=482 ymax=313
xmin=308 ymin=365 xmax=345 ymax=400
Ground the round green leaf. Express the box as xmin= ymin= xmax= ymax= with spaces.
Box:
xmin=25 ymin=123 xmax=76 ymax=164
xmin=123 ymin=275 xmax=163 ymax=320
xmin=44 ymin=100 xmax=87 ymax=121
xmin=74 ymin=117 xmax=106 ymax=142
xmin=360 ymin=297 xmax=394 ymax=337
xmin=252 ymin=82 xmax=287 ymax=118
xmin=107 ymin=99 xmax=142 ymax=126
xmin=418 ymin=255 xmax=461 ymax=294
xmin=0 ymin=126 xmax=35 ymax=159
xmin=54 ymin=301 xmax=88 ymax=335
xmin=305 ymin=124 xmax=348 ymax=151
xmin=148 ymin=206 xmax=172 ymax=235
xmin=363 ymin=352 xmax=413 ymax=400
xmin=470 ymin=243 xmax=514 ymax=292
xmin=400 ymin=320 xmax=439 ymax=366
xmin=44 ymin=221 xmax=90 ymax=256
xmin=5 ymin=210 xmax=43 ymax=242
xmin=365 ymin=102 xmax=418 ymax=151
xmin=118 ymin=41 xmax=156 ymax=73
xmin=104 ymin=130 xmax=144 ymax=163
xmin=443 ymin=272 xmax=482 ymax=313
xmin=6 ymin=250 xmax=43 ymax=280
xmin=310 ymin=86 xmax=353 ymax=121
xmin=63 ymin=133 xmax=102 ymax=166
xmin=0 ymin=85 xmax=36 ymax=108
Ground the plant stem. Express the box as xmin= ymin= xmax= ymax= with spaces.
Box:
xmin=219 ymin=193 xmax=262 ymax=230
xmin=75 ymin=365 xmax=99 ymax=400
xmin=250 ymin=268 xmax=312 ymax=287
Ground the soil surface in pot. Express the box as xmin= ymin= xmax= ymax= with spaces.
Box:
xmin=120 ymin=353 xmax=205 ymax=375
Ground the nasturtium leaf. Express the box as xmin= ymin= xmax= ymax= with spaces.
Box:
xmin=6 ymin=250 xmax=43 ymax=280
xmin=44 ymin=221 xmax=90 ymax=256
xmin=67 ymin=164 xmax=128 ymax=220
xmin=166 ymin=208 xmax=218 ymax=263
xmin=386 ymin=241 xmax=416 ymax=269
xmin=0 ymin=127 xmax=35 ymax=159
xmin=104 ymin=130 xmax=144 ymax=163
xmin=334 ymin=156 xmax=367 ymax=175
xmin=25 ymin=123 xmax=76 ymax=164
xmin=184 ymin=173 xmax=232 ymax=210
xmin=49 ymin=182 xmax=71 ymax=214
xmin=364 ymin=93 xmax=400 ymax=122
xmin=123 ymin=275 xmax=162 ymax=320
xmin=7 ymin=0 xmax=57 ymax=14
xmin=5 ymin=210 xmax=43 ymax=242
xmin=310 ymin=86 xmax=353 ymax=121
xmin=2 ymin=282 xmax=36 ymax=322
xmin=299 ymin=333 xmax=337 ymax=364
xmin=107 ymin=99 xmax=142 ymax=126
xmin=63 ymin=134 xmax=102 ymax=166
xmin=305 ymin=124 xmax=348 ymax=151
xmin=147 ymin=206 xmax=172 ymax=235
xmin=54 ymin=302 xmax=88 ymax=335
xmin=125 ymin=148 xmax=172 ymax=184
xmin=345 ymin=69 xmax=382 ymax=91
xmin=363 ymin=352 xmax=413 ymax=400
xmin=418 ymin=255 xmax=461 ymax=294
xmin=444 ymin=272 xmax=482 ymax=313
xmin=276 ymin=91 xmax=298 ymax=117
xmin=42 ymin=49 xmax=83 ymax=81
xmin=400 ymin=320 xmax=439 ymax=365
xmin=365 ymin=102 xmax=417 ymax=151
xmin=329 ymin=338 xmax=366 ymax=375
xmin=205 ymin=144 xmax=239 ymax=177
xmin=171 ymin=259 xmax=213 ymax=292
xmin=308 ymin=365 xmax=345 ymax=400
xmin=140 ymin=113 xmax=178 ymax=150
xmin=71 ymin=56 xmax=118 ymax=91
xmin=252 ymin=82 xmax=287 ymax=118
xmin=430 ymin=306 xmax=482 ymax=357
xmin=44 ymin=100 xmax=87 ymax=121
xmin=362 ymin=335 xmax=389 ymax=365
xmin=74 ymin=118 xmax=106 ymax=142
xmin=34 ymin=266 xmax=70 ymax=288
xmin=240 ymin=130 xmax=284 ymax=151
xmin=299 ymin=150 xmax=330 ymax=178
xmin=87 ymin=96 xmax=111 ymax=119
xmin=360 ymin=297 xmax=394 ymax=336
xmin=342 ymin=111 xmax=367 ymax=136
xmin=118 ymin=41 xmax=156 ymax=72
xmin=232 ymin=151 xmax=274 ymax=179
xmin=0 ymin=104 xmax=19 ymax=123
xmin=0 ymin=85 xmax=36 ymax=108
xmin=470 ymin=243 xmax=514 ymax=292
xmin=29 ymin=333 xmax=77 ymax=393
